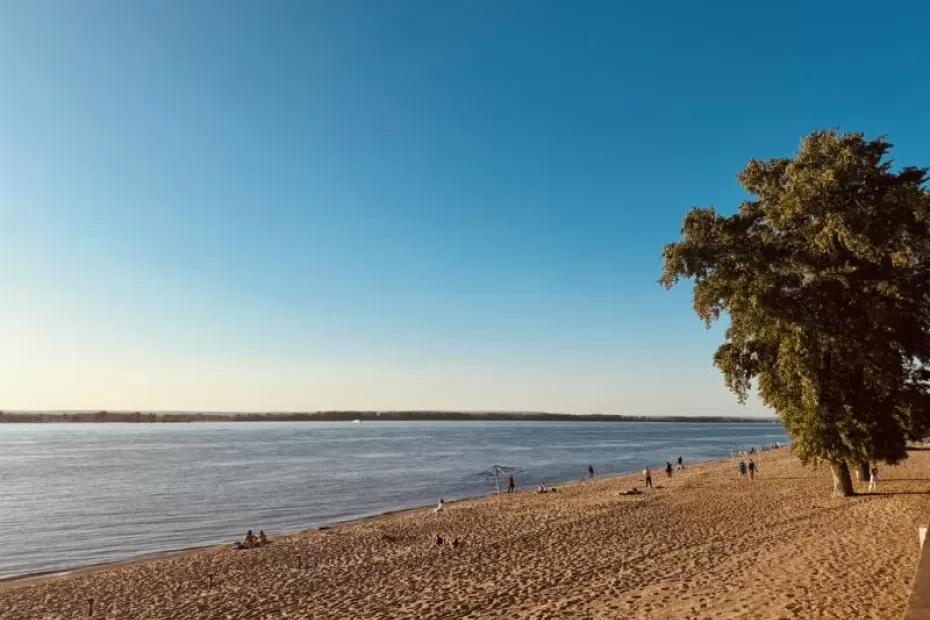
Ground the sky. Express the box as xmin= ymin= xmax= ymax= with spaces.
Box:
xmin=1 ymin=2 xmax=929 ymax=415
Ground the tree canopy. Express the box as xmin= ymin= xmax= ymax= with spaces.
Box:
xmin=661 ymin=130 xmax=930 ymax=492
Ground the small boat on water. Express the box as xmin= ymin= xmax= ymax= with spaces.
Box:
xmin=352 ymin=419 xmax=361 ymax=424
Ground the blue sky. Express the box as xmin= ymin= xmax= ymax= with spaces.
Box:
xmin=2 ymin=2 xmax=928 ymax=414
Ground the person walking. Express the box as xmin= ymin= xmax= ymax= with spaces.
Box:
xmin=665 ymin=461 xmax=673 ymax=478
xmin=508 ymin=474 xmax=516 ymax=494
xmin=868 ymin=464 xmax=878 ymax=492
xmin=677 ymin=455 xmax=683 ymax=471
xmin=738 ymin=460 xmax=747 ymax=480
xmin=588 ymin=464 xmax=595 ymax=480
xmin=643 ymin=468 xmax=653 ymax=489
xmin=747 ymin=458 xmax=757 ymax=480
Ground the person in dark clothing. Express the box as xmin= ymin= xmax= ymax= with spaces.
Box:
xmin=665 ymin=461 xmax=673 ymax=478
xmin=507 ymin=475 xmax=516 ymax=493
xmin=748 ymin=458 xmax=757 ymax=480
xmin=588 ymin=464 xmax=595 ymax=480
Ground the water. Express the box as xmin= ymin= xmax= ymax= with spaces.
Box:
xmin=0 ymin=420 xmax=787 ymax=579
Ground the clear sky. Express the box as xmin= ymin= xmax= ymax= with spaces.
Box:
xmin=2 ymin=2 xmax=928 ymax=415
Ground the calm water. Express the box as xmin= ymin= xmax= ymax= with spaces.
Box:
xmin=0 ymin=421 xmax=787 ymax=579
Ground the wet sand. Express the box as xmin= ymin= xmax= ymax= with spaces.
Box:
xmin=3 ymin=446 xmax=929 ymax=619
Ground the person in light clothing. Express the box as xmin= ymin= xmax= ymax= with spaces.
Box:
xmin=868 ymin=465 xmax=878 ymax=492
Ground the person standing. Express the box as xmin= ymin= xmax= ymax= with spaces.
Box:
xmin=868 ymin=464 xmax=878 ymax=492
xmin=588 ymin=464 xmax=595 ymax=480
xmin=665 ymin=461 xmax=673 ymax=478
xmin=738 ymin=460 xmax=747 ymax=479
xmin=677 ymin=455 xmax=683 ymax=471
xmin=643 ymin=468 xmax=653 ymax=489
xmin=508 ymin=474 xmax=516 ymax=494
xmin=747 ymin=458 xmax=757 ymax=480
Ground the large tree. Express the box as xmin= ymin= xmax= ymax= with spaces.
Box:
xmin=661 ymin=130 xmax=930 ymax=496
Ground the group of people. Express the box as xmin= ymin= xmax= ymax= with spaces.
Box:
xmin=235 ymin=529 xmax=270 ymax=550
xmin=436 ymin=454 xmax=697 ymax=509
xmin=641 ymin=456 xmax=685 ymax=489
xmin=434 ymin=534 xmax=462 ymax=548
xmin=483 ymin=460 xmax=689 ymax=497
xmin=736 ymin=443 xmax=780 ymax=457
xmin=737 ymin=458 xmax=758 ymax=480
xmin=433 ymin=500 xmax=464 ymax=548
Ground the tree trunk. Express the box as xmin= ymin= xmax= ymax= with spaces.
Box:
xmin=855 ymin=462 xmax=870 ymax=483
xmin=830 ymin=460 xmax=855 ymax=497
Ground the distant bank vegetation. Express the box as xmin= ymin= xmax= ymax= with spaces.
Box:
xmin=0 ymin=411 xmax=778 ymax=424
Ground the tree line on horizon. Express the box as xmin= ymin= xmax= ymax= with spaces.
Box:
xmin=0 ymin=410 xmax=777 ymax=424
xmin=662 ymin=129 xmax=930 ymax=496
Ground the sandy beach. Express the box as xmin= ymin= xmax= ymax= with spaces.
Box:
xmin=3 ymin=446 xmax=929 ymax=619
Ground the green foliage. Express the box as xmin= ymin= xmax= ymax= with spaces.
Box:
xmin=662 ymin=130 xmax=930 ymax=465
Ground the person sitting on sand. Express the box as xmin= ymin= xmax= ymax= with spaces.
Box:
xmin=621 ymin=487 xmax=642 ymax=495
xmin=236 ymin=530 xmax=257 ymax=549
xmin=258 ymin=531 xmax=269 ymax=545
xmin=537 ymin=484 xmax=547 ymax=494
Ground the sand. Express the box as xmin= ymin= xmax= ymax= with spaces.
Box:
xmin=3 ymin=446 xmax=930 ymax=619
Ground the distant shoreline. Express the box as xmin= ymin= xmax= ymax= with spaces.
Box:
xmin=0 ymin=410 xmax=779 ymax=424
